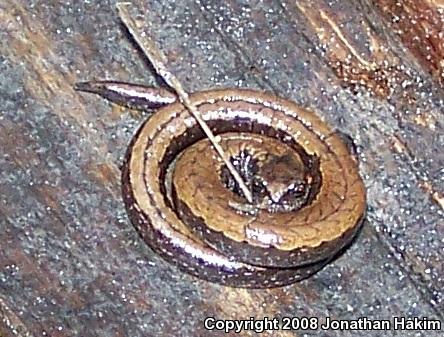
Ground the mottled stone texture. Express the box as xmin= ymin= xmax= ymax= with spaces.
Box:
xmin=0 ymin=0 xmax=443 ymax=336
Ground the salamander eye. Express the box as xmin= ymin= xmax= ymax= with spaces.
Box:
xmin=286 ymin=182 xmax=307 ymax=196
xmin=296 ymin=183 xmax=307 ymax=194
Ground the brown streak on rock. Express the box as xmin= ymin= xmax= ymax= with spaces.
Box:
xmin=87 ymin=162 xmax=121 ymax=199
xmin=413 ymin=113 xmax=437 ymax=130
xmin=420 ymin=181 xmax=444 ymax=211
xmin=374 ymin=0 xmax=444 ymax=86
xmin=0 ymin=296 xmax=35 ymax=337
xmin=0 ymin=3 xmax=92 ymax=128
xmin=295 ymin=2 xmax=402 ymax=98
xmin=210 ymin=288 xmax=296 ymax=337
xmin=4 ymin=248 xmax=85 ymax=310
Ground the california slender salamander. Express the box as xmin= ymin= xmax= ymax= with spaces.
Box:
xmin=75 ymin=81 xmax=366 ymax=288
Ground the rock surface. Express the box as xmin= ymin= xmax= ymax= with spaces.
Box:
xmin=0 ymin=0 xmax=443 ymax=336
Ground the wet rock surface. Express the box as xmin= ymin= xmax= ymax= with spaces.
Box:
xmin=0 ymin=1 xmax=442 ymax=336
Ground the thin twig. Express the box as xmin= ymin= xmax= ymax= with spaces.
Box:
xmin=116 ymin=3 xmax=253 ymax=203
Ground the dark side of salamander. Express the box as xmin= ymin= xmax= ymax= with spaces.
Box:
xmin=75 ymin=80 xmax=365 ymax=287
